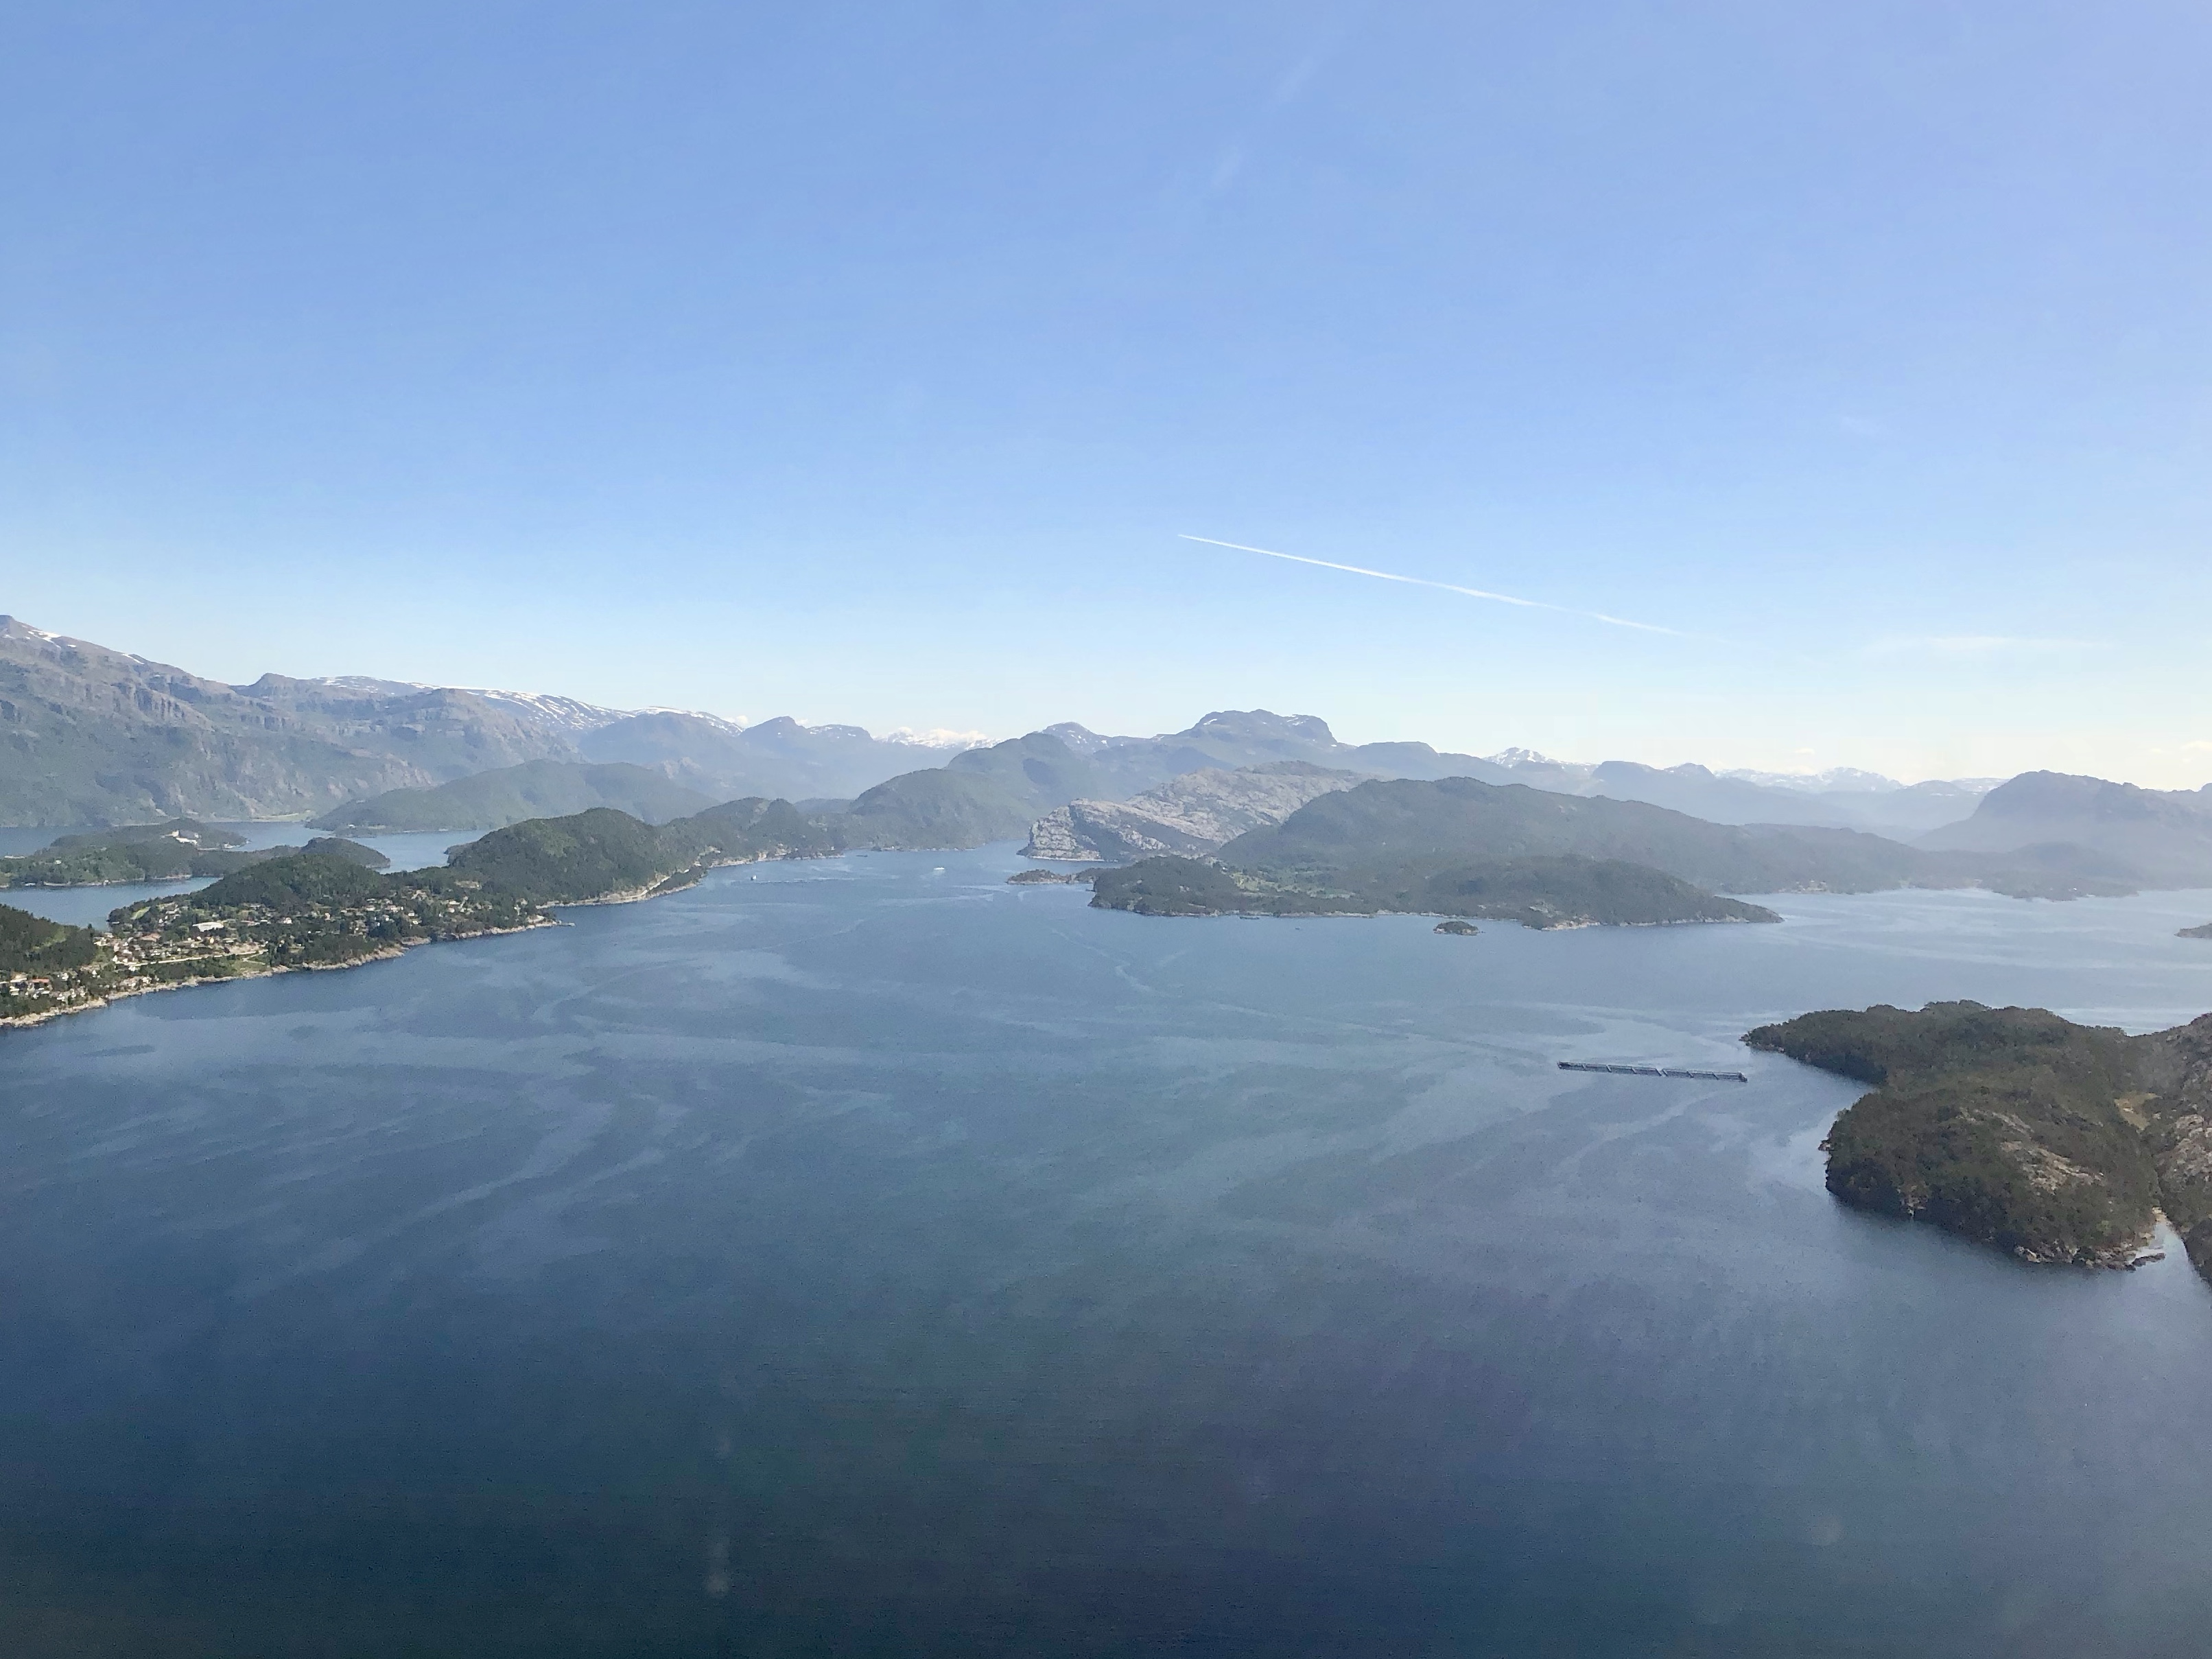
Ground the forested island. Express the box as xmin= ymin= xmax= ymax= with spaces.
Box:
xmin=1091 ymin=853 xmax=1778 ymax=928
xmin=1749 ymin=1002 xmax=2212 ymax=1282
xmin=1 ymin=799 xmax=834 ymax=1028
xmin=0 ymin=820 xmax=389 ymax=887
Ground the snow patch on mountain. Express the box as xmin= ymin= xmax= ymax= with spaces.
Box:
xmin=886 ymin=727 xmax=992 ymax=749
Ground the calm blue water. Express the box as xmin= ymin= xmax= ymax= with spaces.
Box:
xmin=5 ymin=849 xmax=2212 ymax=1656
xmin=0 ymin=825 xmax=480 ymax=928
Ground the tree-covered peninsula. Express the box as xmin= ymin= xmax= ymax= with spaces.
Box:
xmin=1748 ymin=1002 xmax=2212 ymax=1281
xmin=0 ymin=819 xmax=250 ymax=886
xmin=1 ymin=799 xmax=836 ymax=1028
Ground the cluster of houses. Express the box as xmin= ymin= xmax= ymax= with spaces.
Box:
xmin=2 ymin=963 xmax=96 ymax=1009
xmin=4 ymin=913 xmax=239 ymax=1021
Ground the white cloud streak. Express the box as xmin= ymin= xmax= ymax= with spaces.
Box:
xmin=1177 ymin=534 xmax=1682 ymax=636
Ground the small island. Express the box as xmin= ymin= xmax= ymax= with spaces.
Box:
xmin=2182 ymin=922 xmax=2212 ymax=940
xmin=1748 ymin=1001 xmax=2212 ymax=1282
xmin=1 ymin=819 xmax=250 ymax=886
xmin=0 ymin=820 xmax=389 ymax=888
xmin=1434 ymin=919 xmax=1479 ymax=935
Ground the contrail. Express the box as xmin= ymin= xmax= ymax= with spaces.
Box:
xmin=1178 ymin=534 xmax=1680 ymax=636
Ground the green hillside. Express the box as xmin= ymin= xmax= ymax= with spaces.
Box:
xmin=442 ymin=808 xmax=707 ymax=902
xmin=297 ymin=836 xmax=392 ymax=869
xmin=1747 ymin=1003 xmax=2167 ymax=1269
xmin=314 ymin=760 xmax=714 ymax=832
xmin=832 ymin=731 xmax=1111 ymax=849
xmin=1222 ymin=777 xmax=1944 ymax=894
xmin=0 ymin=903 xmax=98 ymax=977
xmin=191 ymin=852 xmax=394 ymax=912
xmin=686 ymin=796 xmax=841 ymax=859
xmin=836 ymin=770 xmax=1038 ymax=850
xmin=443 ymin=798 xmax=840 ymax=903
xmin=1091 ymin=852 xmax=1778 ymax=927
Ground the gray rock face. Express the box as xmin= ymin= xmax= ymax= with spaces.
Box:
xmin=1021 ymin=809 xmax=1101 ymax=861
xmin=1022 ymin=762 xmax=1357 ymax=863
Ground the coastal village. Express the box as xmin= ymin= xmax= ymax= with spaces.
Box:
xmin=1 ymin=866 xmax=548 ymax=1028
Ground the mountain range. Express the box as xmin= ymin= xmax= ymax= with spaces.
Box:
xmin=1188 ymin=777 xmax=2036 ymax=898
xmin=1920 ymin=771 xmax=2212 ymax=887
xmin=313 ymin=761 xmax=716 ymax=832
xmin=0 ymin=617 xmax=967 ymax=825
xmin=6 ymin=617 xmax=2206 ymax=893
xmin=1083 ymin=773 xmax=2170 ymax=928
xmin=1476 ymin=753 xmax=1995 ymax=838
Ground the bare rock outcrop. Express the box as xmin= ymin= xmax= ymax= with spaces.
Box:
xmin=1022 ymin=762 xmax=1357 ymax=863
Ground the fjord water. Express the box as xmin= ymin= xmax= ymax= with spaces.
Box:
xmin=5 ymin=854 xmax=2212 ymax=1656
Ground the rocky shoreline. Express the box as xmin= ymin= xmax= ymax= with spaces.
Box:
xmin=1753 ymin=1002 xmax=2212 ymax=1284
xmin=1 ymin=805 xmax=861 ymax=1035
xmin=1 ymin=918 xmax=559 ymax=1031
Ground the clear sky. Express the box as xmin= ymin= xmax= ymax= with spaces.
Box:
xmin=5 ymin=2 xmax=2209 ymax=784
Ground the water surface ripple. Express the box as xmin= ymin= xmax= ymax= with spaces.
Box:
xmin=5 ymin=849 xmax=2212 ymax=1656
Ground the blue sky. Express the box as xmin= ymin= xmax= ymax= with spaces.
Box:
xmin=4 ymin=1 xmax=2209 ymax=783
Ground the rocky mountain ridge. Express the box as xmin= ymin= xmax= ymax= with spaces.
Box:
xmin=0 ymin=617 xmax=980 ymax=825
xmin=4 ymin=618 xmax=2185 ymax=858
xmin=1479 ymin=752 xmax=1997 ymax=838
xmin=1024 ymin=762 xmax=1359 ymax=862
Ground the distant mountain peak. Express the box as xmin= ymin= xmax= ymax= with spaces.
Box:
xmin=318 ymin=674 xmax=432 ymax=694
xmin=729 ymin=716 xmax=878 ymax=742
xmin=1975 ymin=770 xmax=2211 ymax=821
xmin=628 ymin=704 xmax=746 ymax=730
xmin=1183 ymin=710 xmax=1337 ymax=746
xmin=1918 ymin=768 xmax=2212 ymax=884
xmin=464 ymin=690 xmax=639 ymax=731
xmin=233 ymin=672 xmax=432 ymax=698
xmin=885 ymin=727 xmax=991 ymax=749
xmin=1717 ymin=766 xmax=1905 ymax=794
xmin=1039 ymin=722 xmax=1111 ymax=753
